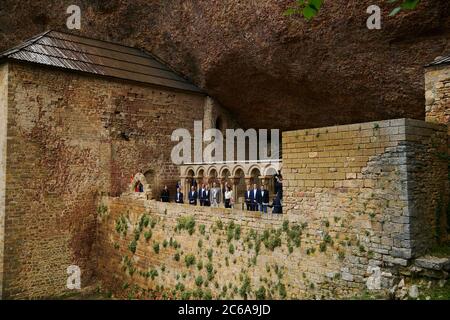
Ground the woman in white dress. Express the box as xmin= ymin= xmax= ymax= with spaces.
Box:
xmin=224 ymin=185 xmax=234 ymax=209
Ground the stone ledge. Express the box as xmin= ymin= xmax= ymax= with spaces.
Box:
xmin=414 ymin=256 xmax=450 ymax=271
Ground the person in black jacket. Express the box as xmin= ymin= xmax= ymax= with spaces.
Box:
xmin=188 ymin=186 xmax=198 ymax=205
xmin=203 ymin=185 xmax=211 ymax=207
xmin=259 ymin=185 xmax=270 ymax=214
xmin=244 ymin=184 xmax=253 ymax=211
xmin=271 ymin=192 xmax=283 ymax=214
xmin=199 ymin=184 xmax=206 ymax=206
xmin=175 ymin=187 xmax=184 ymax=204
xmin=160 ymin=185 xmax=170 ymax=202
xmin=251 ymin=183 xmax=260 ymax=211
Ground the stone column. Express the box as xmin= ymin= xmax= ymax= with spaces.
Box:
xmin=231 ymin=177 xmax=241 ymax=206
xmin=220 ymin=176 xmax=228 ymax=204
xmin=260 ymin=175 xmax=271 ymax=188
xmin=184 ymin=177 xmax=192 ymax=198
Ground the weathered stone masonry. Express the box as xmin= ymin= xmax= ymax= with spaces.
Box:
xmin=0 ymin=61 xmax=216 ymax=299
xmin=0 ymin=31 xmax=449 ymax=299
xmin=283 ymin=119 xmax=448 ymax=259
xmin=0 ymin=64 xmax=8 ymax=299
xmin=93 ymin=119 xmax=448 ymax=299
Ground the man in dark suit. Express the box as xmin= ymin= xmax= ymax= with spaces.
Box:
xmin=160 ymin=185 xmax=170 ymax=202
xmin=199 ymin=184 xmax=206 ymax=206
xmin=252 ymin=183 xmax=260 ymax=211
xmin=203 ymin=185 xmax=211 ymax=207
xmin=259 ymin=185 xmax=270 ymax=214
xmin=244 ymin=184 xmax=253 ymax=211
xmin=175 ymin=187 xmax=184 ymax=204
xmin=188 ymin=186 xmax=198 ymax=205
xmin=271 ymin=192 xmax=282 ymax=214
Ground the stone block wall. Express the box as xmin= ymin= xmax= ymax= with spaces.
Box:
xmin=0 ymin=64 xmax=8 ymax=299
xmin=283 ymin=119 xmax=448 ymax=266
xmin=95 ymin=196 xmax=361 ymax=300
xmin=425 ymin=64 xmax=450 ymax=137
xmin=93 ymin=119 xmax=448 ymax=300
xmin=0 ymin=61 xmax=208 ymax=299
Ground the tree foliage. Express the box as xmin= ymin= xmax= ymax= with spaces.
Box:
xmin=284 ymin=0 xmax=421 ymax=20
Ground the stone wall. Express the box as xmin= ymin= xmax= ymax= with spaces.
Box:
xmin=95 ymin=196 xmax=358 ymax=300
xmin=0 ymin=64 xmax=8 ymax=298
xmin=94 ymin=118 xmax=448 ymax=300
xmin=283 ymin=119 xmax=448 ymax=265
xmin=425 ymin=64 xmax=450 ymax=137
xmin=0 ymin=61 xmax=208 ymax=299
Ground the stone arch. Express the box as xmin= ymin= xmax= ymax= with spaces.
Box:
xmin=196 ymin=166 xmax=206 ymax=177
xmin=219 ymin=165 xmax=231 ymax=178
xmin=207 ymin=166 xmax=218 ymax=177
xmin=130 ymin=172 xmax=150 ymax=195
xmin=262 ymin=164 xmax=278 ymax=177
xmin=186 ymin=168 xmax=195 ymax=177
xmin=207 ymin=167 xmax=219 ymax=184
xmin=232 ymin=165 xmax=245 ymax=177
xmin=249 ymin=166 xmax=261 ymax=186
xmin=234 ymin=167 xmax=246 ymax=201
xmin=247 ymin=165 xmax=261 ymax=177
xmin=197 ymin=167 xmax=206 ymax=185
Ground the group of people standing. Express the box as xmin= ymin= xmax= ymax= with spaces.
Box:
xmin=157 ymin=171 xmax=283 ymax=214
xmin=162 ymin=182 xmax=235 ymax=208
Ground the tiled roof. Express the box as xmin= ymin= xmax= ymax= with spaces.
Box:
xmin=425 ymin=55 xmax=450 ymax=68
xmin=0 ymin=30 xmax=204 ymax=94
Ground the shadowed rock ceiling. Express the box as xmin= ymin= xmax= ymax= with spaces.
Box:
xmin=1 ymin=0 xmax=449 ymax=131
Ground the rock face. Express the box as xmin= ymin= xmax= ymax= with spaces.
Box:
xmin=1 ymin=0 xmax=450 ymax=130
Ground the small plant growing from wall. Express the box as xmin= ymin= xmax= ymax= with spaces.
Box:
xmin=150 ymin=216 xmax=157 ymax=229
xmin=239 ymin=273 xmax=251 ymax=299
xmin=263 ymin=230 xmax=282 ymax=251
xmin=195 ymin=275 xmax=204 ymax=287
xmin=234 ymin=225 xmax=241 ymax=240
xmin=185 ymin=254 xmax=196 ymax=267
xmin=287 ymin=224 xmax=302 ymax=247
xmin=255 ymin=286 xmax=266 ymax=300
xmin=174 ymin=252 xmax=180 ymax=262
xmin=206 ymin=262 xmax=214 ymax=281
xmin=144 ymin=230 xmax=152 ymax=242
xmin=282 ymin=220 xmax=289 ymax=232
xmin=207 ymin=249 xmax=213 ymax=261
xmin=115 ymin=215 xmax=128 ymax=236
xmin=229 ymin=243 xmax=235 ymax=254
xmin=97 ymin=203 xmax=108 ymax=219
xmin=153 ymin=242 xmax=160 ymax=254
xmin=177 ymin=216 xmax=196 ymax=235
xmin=139 ymin=214 xmax=150 ymax=229
xmin=148 ymin=268 xmax=158 ymax=280
xmin=199 ymin=224 xmax=206 ymax=235
xmin=133 ymin=228 xmax=141 ymax=242
xmin=278 ymin=282 xmax=287 ymax=299
xmin=128 ymin=240 xmax=137 ymax=254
